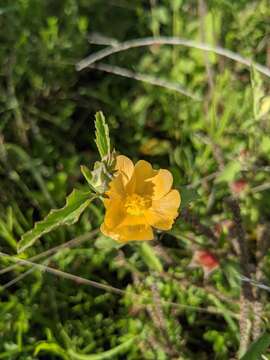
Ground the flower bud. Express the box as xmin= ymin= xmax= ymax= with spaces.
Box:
xmin=190 ymin=250 xmax=219 ymax=277
xmin=230 ymin=179 xmax=248 ymax=195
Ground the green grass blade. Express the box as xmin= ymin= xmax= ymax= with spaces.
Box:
xmin=0 ymin=219 xmax=17 ymax=251
xmin=240 ymin=333 xmax=270 ymax=360
xmin=34 ymin=342 xmax=68 ymax=360
xmin=17 ymin=190 xmax=95 ymax=253
xmin=139 ymin=242 xmax=163 ymax=272
xmin=68 ymin=337 xmax=136 ymax=360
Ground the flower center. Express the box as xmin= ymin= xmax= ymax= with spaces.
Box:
xmin=125 ymin=194 xmax=151 ymax=216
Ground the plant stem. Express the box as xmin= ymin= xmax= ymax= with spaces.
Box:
xmin=227 ymin=198 xmax=253 ymax=358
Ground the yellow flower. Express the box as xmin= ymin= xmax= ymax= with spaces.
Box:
xmin=100 ymin=155 xmax=181 ymax=242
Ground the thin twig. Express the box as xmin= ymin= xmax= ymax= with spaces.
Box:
xmin=182 ymin=207 xmax=218 ymax=244
xmin=0 ymin=230 xmax=98 ymax=276
xmin=90 ymin=63 xmax=201 ymax=100
xmin=226 ymin=197 xmax=253 ymax=357
xmin=0 ymin=251 xmax=125 ymax=295
xmin=251 ymin=182 xmax=270 ymax=193
xmin=87 ymin=33 xmax=120 ymax=46
xmin=187 ymin=171 xmax=219 ymax=189
xmin=208 ymin=136 xmax=253 ymax=357
xmin=252 ymin=224 xmax=269 ymax=340
xmin=149 ymin=278 xmax=179 ymax=357
xmin=1 ymin=267 xmax=38 ymax=290
xmin=76 ymin=36 xmax=270 ymax=78
xmin=226 ymin=200 xmax=251 ymax=281
xmin=0 ymin=250 xmax=239 ymax=318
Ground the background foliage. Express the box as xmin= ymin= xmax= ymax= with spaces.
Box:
xmin=0 ymin=0 xmax=270 ymax=359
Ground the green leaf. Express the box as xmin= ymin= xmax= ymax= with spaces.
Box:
xmin=179 ymin=186 xmax=199 ymax=210
xmin=17 ymin=190 xmax=95 ymax=253
xmin=216 ymin=160 xmax=241 ymax=183
xmin=138 ymin=243 xmax=163 ymax=272
xmin=240 ymin=333 xmax=270 ymax=360
xmin=208 ymin=294 xmax=238 ymax=334
xmin=251 ymin=66 xmax=269 ymax=120
xmin=95 ymin=235 xmax=122 ymax=250
xmin=80 ymin=165 xmax=96 ymax=191
xmin=67 ymin=337 xmax=135 ymax=360
xmin=95 ymin=111 xmax=110 ymax=159
xmin=260 ymin=135 xmax=270 ymax=154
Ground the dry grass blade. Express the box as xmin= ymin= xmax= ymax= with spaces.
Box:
xmin=1 ymin=267 xmax=37 ymax=290
xmin=90 ymin=63 xmax=202 ymax=100
xmin=0 ymin=251 xmax=125 ymax=295
xmin=76 ymin=36 xmax=270 ymax=78
xmin=0 ymin=250 xmax=239 ymax=318
xmin=0 ymin=230 xmax=98 ymax=276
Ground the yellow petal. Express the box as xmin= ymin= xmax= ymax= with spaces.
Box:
xmin=116 ymin=155 xmax=134 ymax=184
xmin=120 ymin=214 xmax=146 ymax=227
xmin=116 ymin=224 xmax=154 ymax=242
xmin=145 ymin=211 xmax=174 ymax=230
xmin=103 ymin=198 xmax=126 ymax=229
xmin=100 ymin=222 xmax=122 ymax=241
xmin=100 ymin=222 xmax=112 ymax=238
xmin=153 ymin=189 xmax=181 ymax=214
xmin=145 ymin=189 xmax=180 ymax=230
xmin=150 ymin=169 xmax=173 ymax=200
xmin=106 ymin=174 xmax=125 ymax=199
xmin=133 ymin=160 xmax=157 ymax=195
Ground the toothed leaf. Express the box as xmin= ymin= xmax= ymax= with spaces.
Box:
xmin=95 ymin=111 xmax=110 ymax=158
xmin=18 ymin=190 xmax=95 ymax=253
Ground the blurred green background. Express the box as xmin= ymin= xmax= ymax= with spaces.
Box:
xmin=0 ymin=0 xmax=270 ymax=359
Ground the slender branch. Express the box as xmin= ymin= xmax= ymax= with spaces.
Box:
xmin=0 ymin=250 xmax=239 ymax=318
xmin=87 ymin=32 xmax=120 ymax=46
xmin=252 ymin=224 xmax=269 ymax=340
xmin=182 ymin=207 xmax=218 ymax=244
xmin=226 ymin=196 xmax=253 ymax=358
xmin=90 ymin=63 xmax=201 ymax=100
xmin=251 ymin=182 xmax=270 ymax=193
xmin=226 ymin=200 xmax=251 ymax=281
xmin=0 ymin=251 xmax=125 ymax=295
xmin=76 ymin=36 xmax=270 ymax=78
xmin=2 ymin=267 xmax=38 ymax=290
xmin=187 ymin=171 xmax=219 ymax=189
xmin=0 ymin=230 xmax=99 ymax=276
xmin=207 ymin=135 xmax=253 ymax=357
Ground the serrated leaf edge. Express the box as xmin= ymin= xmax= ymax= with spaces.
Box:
xmin=17 ymin=190 xmax=94 ymax=254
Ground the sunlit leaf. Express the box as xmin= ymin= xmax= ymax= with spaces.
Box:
xmin=179 ymin=186 xmax=199 ymax=210
xmin=95 ymin=235 xmax=122 ymax=250
xmin=138 ymin=242 xmax=163 ymax=272
xmin=17 ymin=190 xmax=95 ymax=253
xmin=95 ymin=111 xmax=110 ymax=159
xmin=216 ymin=161 xmax=241 ymax=183
xmin=240 ymin=333 xmax=270 ymax=360
xmin=251 ymin=65 xmax=267 ymax=120
xmin=80 ymin=165 xmax=96 ymax=191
